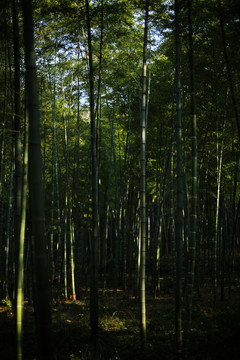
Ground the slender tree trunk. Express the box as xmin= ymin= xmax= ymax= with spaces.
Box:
xmin=0 ymin=37 xmax=8 ymax=298
xmin=22 ymin=0 xmax=54 ymax=358
xmin=17 ymin=119 xmax=28 ymax=360
xmin=86 ymin=0 xmax=99 ymax=347
xmin=75 ymin=45 xmax=81 ymax=294
xmin=70 ymin=210 xmax=76 ymax=301
xmin=135 ymin=198 xmax=141 ymax=297
xmin=184 ymin=0 xmax=198 ymax=354
xmin=12 ymin=0 xmax=22 ymax=316
xmin=5 ymin=160 xmax=14 ymax=302
xmin=220 ymin=202 xmax=226 ymax=301
xmin=50 ymin=115 xmax=55 ymax=294
xmin=128 ymin=181 xmax=136 ymax=297
xmin=48 ymin=64 xmax=57 ymax=290
xmin=214 ymin=119 xmax=225 ymax=305
xmin=102 ymin=144 xmax=112 ymax=294
xmin=109 ymin=116 xmax=120 ymax=301
xmin=175 ymin=0 xmax=183 ymax=355
xmin=152 ymin=130 xmax=172 ymax=296
xmin=122 ymin=100 xmax=131 ymax=290
xmin=96 ymin=0 xmax=104 ymax=159
xmin=228 ymin=148 xmax=238 ymax=297
xmin=170 ymin=132 xmax=175 ymax=257
xmin=140 ymin=0 xmax=149 ymax=349
xmin=63 ymin=108 xmax=70 ymax=301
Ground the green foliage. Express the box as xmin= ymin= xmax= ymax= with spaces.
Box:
xmin=0 ymin=298 xmax=12 ymax=308
xmin=100 ymin=311 xmax=128 ymax=331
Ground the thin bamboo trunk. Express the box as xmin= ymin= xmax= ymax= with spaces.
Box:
xmin=140 ymin=0 xmax=149 ymax=349
xmin=122 ymin=104 xmax=131 ymax=290
xmin=12 ymin=0 xmax=23 ymax=316
xmin=184 ymin=0 xmax=198 ymax=354
xmin=103 ymin=143 xmax=112 ymax=294
xmin=109 ymin=116 xmax=120 ymax=300
xmin=48 ymin=65 xmax=57 ymax=288
xmin=22 ymin=0 xmax=54 ymax=358
xmin=16 ymin=118 xmax=28 ymax=360
xmin=5 ymin=160 xmax=14 ymax=302
xmin=63 ymin=108 xmax=70 ymax=301
xmin=152 ymin=129 xmax=172 ymax=296
xmin=214 ymin=119 xmax=225 ymax=305
xmin=175 ymin=0 xmax=183 ymax=354
xmin=70 ymin=210 xmax=76 ymax=301
xmin=96 ymin=0 xmax=104 ymax=161
xmin=170 ymin=136 xmax=175 ymax=257
xmin=75 ymin=46 xmax=81 ymax=295
xmin=86 ymin=0 xmax=99 ymax=347
xmin=0 ymin=38 xmax=8 ymax=297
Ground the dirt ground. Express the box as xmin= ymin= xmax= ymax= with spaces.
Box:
xmin=1 ymin=285 xmax=240 ymax=360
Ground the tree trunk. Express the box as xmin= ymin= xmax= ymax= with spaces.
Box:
xmin=22 ymin=0 xmax=54 ymax=358
xmin=109 ymin=115 xmax=120 ymax=301
xmin=0 ymin=35 xmax=8 ymax=299
xmin=5 ymin=160 xmax=14 ymax=302
xmin=12 ymin=0 xmax=22 ymax=316
xmin=140 ymin=0 xmax=149 ymax=349
xmin=16 ymin=119 xmax=28 ymax=360
xmin=122 ymin=99 xmax=131 ymax=290
xmin=184 ymin=0 xmax=198 ymax=354
xmin=86 ymin=0 xmax=99 ymax=348
xmin=70 ymin=210 xmax=76 ymax=301
xmin=174 ymin=0 xmax=183 ymax=355
xmin=214 ymin=119 xmax=225 ymax=305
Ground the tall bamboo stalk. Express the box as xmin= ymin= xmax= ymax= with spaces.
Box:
xmin=175 ymin=0 xmax=183 ymax=355
xmin=22 ymin=0 xmax=54 ymax=358
xmin=140 ymin=0 xmax=149 ymax=349
xmin=86 ymin=0 xmax=99 ymax=347
xmin=16 ymin=119 xmax=28 ymax=360
xmin=214 ymin=119 xmax=225 ymax=304
xmin=0 ymin=34 xmax=8 ymax=297
xmin=109 ymin=115 xmax=120 ymax=300
xmin=70 ymin=209 xmax=76 ymax=301
xmin=122 ymin=99 xmax=131 ymax=290
xmin=184 ymin=0 xmax=198 ymax=354
xmin=12 ymin=0 xmax=22 ymax=316
xmin=5 ymin=160 xmax=14 ymax=302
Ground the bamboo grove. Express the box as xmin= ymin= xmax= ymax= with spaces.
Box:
xmin=0 ymin=0 xmax=239 ymax=358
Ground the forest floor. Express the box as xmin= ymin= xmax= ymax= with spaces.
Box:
xmin=1 ymin=283 xmax=240 ymax=360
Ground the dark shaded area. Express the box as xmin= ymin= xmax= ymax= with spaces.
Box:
xmin=1 ymin=286 xmax=240 ymax=360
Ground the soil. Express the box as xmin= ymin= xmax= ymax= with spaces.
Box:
xmin=0 ymin=285 xmax=240 ymax=360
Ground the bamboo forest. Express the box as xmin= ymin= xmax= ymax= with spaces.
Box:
xmin=0 ymin=0 xmax=240 ymax=359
